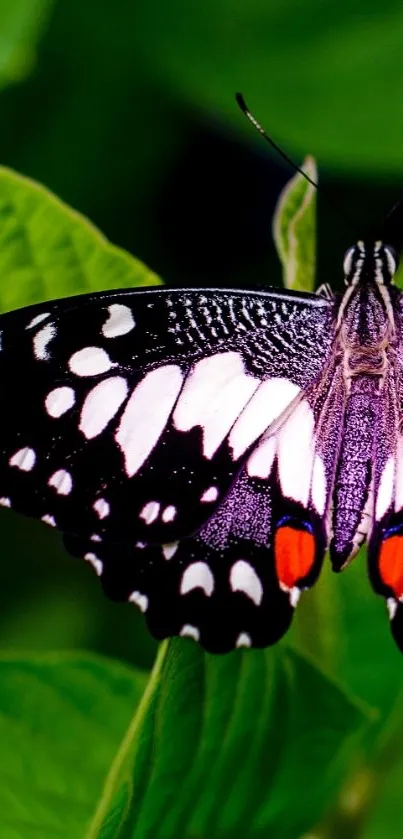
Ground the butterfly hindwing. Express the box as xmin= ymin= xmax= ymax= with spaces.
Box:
xmin=365 ymin=349 xmax=403 ymax=651
xmin=62 ymin=383 xmax=330 ymax=652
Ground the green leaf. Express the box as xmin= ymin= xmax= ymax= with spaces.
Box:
xmin=0 ymin=652 xmax=148 ymax=839
xmin=0 ymin=0 xmax=53 ymax=87
xmin=272 ymin=156 xmax=317 ymax=292
xmin=0 ymin=166 xmax=161 ymax=313
xmin=89 ymin=640 xmax=368 ymax=839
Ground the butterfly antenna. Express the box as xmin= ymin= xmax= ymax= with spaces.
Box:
xmin=236 ymin=92 xmax=359 ymax=237
xmin=235 ymin=93 xmax=318 ymax=190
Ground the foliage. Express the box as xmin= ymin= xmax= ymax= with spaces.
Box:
xmin=272 ymin=156 xmax=317 ymax=292
xmin=0 ymin=167 xmax=159 ymax=313
xmin=0 ymin=641 xmax=369 ymax=839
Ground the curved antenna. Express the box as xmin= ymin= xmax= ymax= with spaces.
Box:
xmin=236 ymin=93 xmax=360 ymax=242
xmin=236 ymin=93 xmax=318 ymax=190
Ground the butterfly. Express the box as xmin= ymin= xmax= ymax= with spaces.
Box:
xmin=0 ymin=237 xmax=403 ymax=654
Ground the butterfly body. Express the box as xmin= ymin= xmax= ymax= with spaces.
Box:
xmin=1 ymin=241 xmax=403 ymax=653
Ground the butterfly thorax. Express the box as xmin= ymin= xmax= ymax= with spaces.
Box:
xmin=336 ymin=241 xmax=399 ymax=383
xmin=338 ymin=284 xmax=396 ymax=381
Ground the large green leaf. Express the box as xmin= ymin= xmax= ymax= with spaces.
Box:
xmin=88 ymin=640 xmax=368 ymax=839
xmin=0 ymin=653 xmax=148 ymax=839
xmin=0 ymin=166 xmax=160 ymax=312
xmin=0 ymin=646 xmax=367 ymax=839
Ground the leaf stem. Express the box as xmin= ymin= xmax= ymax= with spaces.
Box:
xmin=86 ymin=640 xmax=169 ymax=839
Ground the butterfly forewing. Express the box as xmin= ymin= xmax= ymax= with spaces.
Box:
xmin=0 ymin=287 xmax=333 ymax=541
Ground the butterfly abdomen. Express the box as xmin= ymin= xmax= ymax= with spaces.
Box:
xmin=330 ymin=376 xmax=381 ymax=570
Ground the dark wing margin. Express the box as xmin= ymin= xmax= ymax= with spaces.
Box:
xmin=63 ymin=464 xmax=327 ymax=654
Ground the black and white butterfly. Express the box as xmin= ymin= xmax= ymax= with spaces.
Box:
xmin=1 ymin=239 xmax=403 ymax=653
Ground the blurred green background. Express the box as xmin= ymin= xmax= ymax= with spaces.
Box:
xmin=3 ymin=0 xmax=403 ymax=835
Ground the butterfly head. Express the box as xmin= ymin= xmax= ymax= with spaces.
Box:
xmin=343 ymin=240 xmax=399 ymax=288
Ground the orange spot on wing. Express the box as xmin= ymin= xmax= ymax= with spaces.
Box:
xmin=274 ymin=525 xmax=316 ymax=590
xmin=378 ymin=536 xmax=403 ymax=598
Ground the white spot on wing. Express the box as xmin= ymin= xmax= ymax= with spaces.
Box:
xmin=162 ymin=542 xmax=178 ymax=560
xmin=395 ymin=438 xmax=403 ymax=511
xmin=180 ymin=624 xmax=200 ymax=642
xmin=116 ymin=365 xmax=183 ymax=477
xmin=277 ymin=399 xmax=314 ymax=505
xmin=236 ymin=632 xmax=252 ymax=648
xmin=229 ymin=377 xmax=301 ymax=460
xmin=173 ymin=352 xmax=260 ymax=459
xmin=140 ymin=501 xmax=160 ymax=524
xmin=9 ymin=447 xmax=36 ymax=471
xmin=26 ymin=312 xmax=50 ymax=329
xmin=247 ymin=436 xmax=276 ymax=478
xmin=129 ymin=590 xmax=149 ymax=612
xmin=69 ymin=346 xmax=114 ymax=377
xmin=48 ymin=469 xmax=73 ymax=495
xmin=311 ymin=453 xmax=327 ymax=516
xmin=79 ymin=376 xmax=128 ymax=439
xmin=0 ymin=497 xmax=11 ymax=507
xmin=290 ymin=586 xmax=301 ymax=607
xmin=45 ymin=386 xmax=76 ymax=418
xmin=180 ymin=561 xmax=214 ymax=596
xmin=201 ymin=486 xmax=219 ymax=503
xmin=93 ymin=498 xmax=110 ymax=519
xmin=230 ymin=560 xmax=263 ymax=605
xmin=84 ymin=552 xmax=103 ymax=576
xmin=42 ymin=514 xmax=56 ymax=527
xmin=376 ymin=456 xmax=395 ymax=521
xmin=162 ymin=505 xmax=176 ymax=522
xmin=387 ymin=598 xmax=398 ymax=620
xmin=102 ymin=304 xmax=135 ymax=338
xmin=33 ymin=323 xmax=56 ymax=360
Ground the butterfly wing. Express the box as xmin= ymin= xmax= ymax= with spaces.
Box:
xmin=0 ymin=286 xmax=334 ymax=545
xmin=62 ymin=390 xmax=332 ymax=653
xmin=0 ymin=285 xmax=339 ymax=651
xmin=367 ymin=355 xmax=403 ymax=649
xmin=58 ymin=310 xmax=343 ymax=654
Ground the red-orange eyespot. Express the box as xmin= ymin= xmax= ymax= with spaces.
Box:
xmin=378 ymin=535 xmax=403 ymax=598
xmin=274 ymin=525 xmax=316 ymax=590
